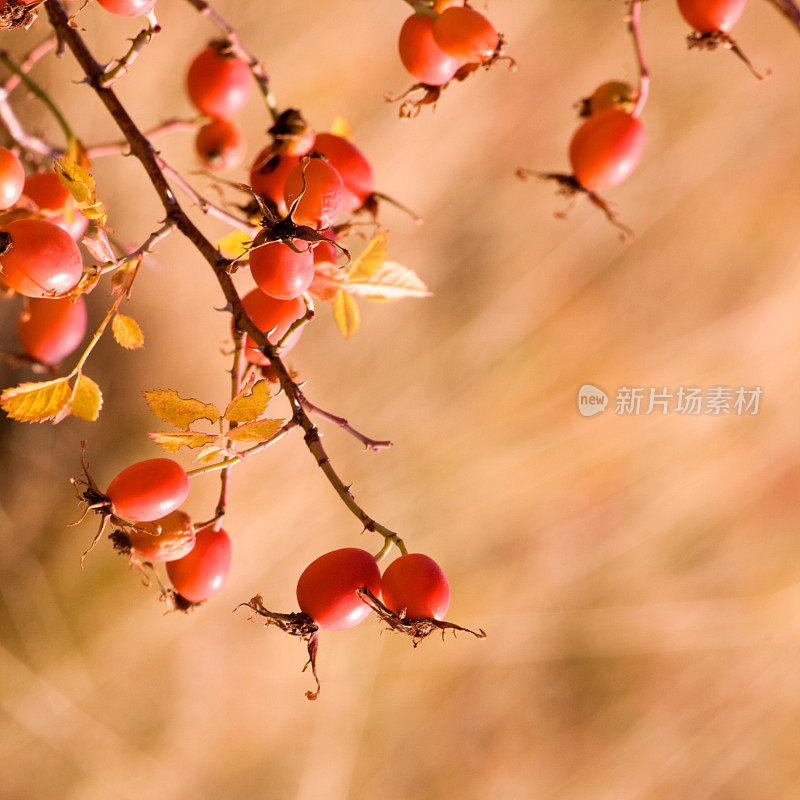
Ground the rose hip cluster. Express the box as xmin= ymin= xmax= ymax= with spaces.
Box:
xmin=82 ymin=456 xmax=232 ymax=606
xmin=0 ymin=152 xmax=89 ymax=365
xmin=525 ymin=0 xmax=764 ymax=240
xmin=241 ymin=546 xmax=482 ymax=698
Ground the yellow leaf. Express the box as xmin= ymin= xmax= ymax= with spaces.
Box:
xmin=54 ymin=157 xmax=96 ymax=205
xmin=143 ymin=389 xmax=220 ymax=428
xmin=329 ymin=114 xmax=354 ymax=142
xmin=217 ymin=230 xmax=252 ymax=260
xmin=192 ymin=445 xmax=225 ymax=465
xmin=112 ymin=313 xmax=144 ymax=349
xmin=1 ymin=378 xmax=72 ymax=423
xmin=224 ymin=376 xmax=271 ymax=423
xmin=346 ymin=261 xmax=432 ymax=303
xmin=68 ymin=268 xmax=102 ymax=300
xmin=111 ymin=256 xmax=141 ymax=297
xmin=347 ymin=232 xmax=387 ymax=282
xmin=54 ymin=155 xmax=108 ymax=227
xmin=226 ymin=418 xmax=284 ymax=444
xmin=333 ymin=289 xmax=360 ymax=338
xmin=70 ymin=374 xmax=103 ymax=421
xmin=148 ymin=431 xmax=219 ymax=453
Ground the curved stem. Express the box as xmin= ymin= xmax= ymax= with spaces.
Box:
xmin=44 ymin=0 xmax=407 ymax=557
xmin=3 ymin=35 xmax=57 ymax=94
xmin=766 ymin=0 xmax=800 ymax=31
xmin=627 ymin=1 xmax=649 ymax=118
xmin=87 ymin=117 xmax=201 ymax=158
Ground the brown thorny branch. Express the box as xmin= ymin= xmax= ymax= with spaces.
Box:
xmin=41 ymin=0 xmax=408 ymax=558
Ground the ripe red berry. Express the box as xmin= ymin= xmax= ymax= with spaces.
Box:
xmin=22 ymin=172 xmax=88 ymax=240
xmin=186 ymin=45 xmax=252 ymax=119
xmin=250 ymin=240 xmax=314 ymax=300
xmin=283 ymin=158 xmax=347 ymax=229
xmin=398 ymin=13 xmax=462 ymax=87
xmin=432 ymin=6 xmax=499 ymax=64
xmin=241 ymin=287 xmax=306 ymax=365
xmin=195 ymin=118 xmax=246 ymax=172
xmin=96 ymin=0 xmax=156 ymax=17
xmin=313 ymin=133 xmax=375 ymax=213
xmin=380 ymin=553 xmax=451 ymax=621
xmin=296 ymin=547 xmax=381 ymax=631
xmin=0 ymin=218 xmax=83 ymax=298
xmin=677 ymin=0 xmax=746 ymax=33
xmin=569 ymin=109 xmax=645 ymax=192
xmin=106 ymin=458 xmax=190 ymax=522
xmin=127 ymin=510 xmax=196 ymax=562
xmin=249 ymin=146 xmax=300 ymax=217
xmin=17 ymin=295 xmax=87 ymax=365
xmin=0 ymin=146 xmax=24 ymax=210
xmin=167 ymin=525 xmax=231 ymax=602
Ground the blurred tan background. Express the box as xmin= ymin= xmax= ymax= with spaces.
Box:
xmin=2 ymin=1 xmax=800 ymax=798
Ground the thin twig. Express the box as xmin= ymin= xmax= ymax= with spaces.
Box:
xmin=99 ymin=17 xmax=161 ymax=88
xmin=45 ymin=0 xmax=408 ymax=557
xmin=214 ymin=330 xmax=246 ymax=523
xmin=87 ymin=117 xmax=201 ymax=158
xmin=98 ymin=222 xmax=176 ymax=275
xmin=185 ymin=419 xmax=299 ymax=478
xmin=0 ymin=84 xmax=59 ymax=157
xmin=766 ymin=0 xmax=800 ymax=31
xmin=299 ymin=392 xmax=393 ymax=452
xmin=0 ymin=49 xmax=74 ymax=144
xmin=627 ymin=1 xmax=649 ymax=118
xmin=3 ymin=35 xmax=56 ymax=93
xmin=158 ymin=156 xmax=259 ymax=234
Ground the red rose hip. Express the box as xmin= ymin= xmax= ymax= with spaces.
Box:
xmin=106 ymin=458 xmax=190 ymax=522
xmin=18 ymin=295 xmax=87 ymax=365
xmin=296 ymin=547 xmax=381 ymax=631
xmin=167 ymin=525 xmax=231 ymax=602
xmin=186 ymin=45 xmax=252 ymax=119
xmin=250 ymin=240 xmax=314 ymax=300
xmin=569 ymin=109 xmax=645 ymax=192
xmin=398 ymin=13 xmax=462 ymax=87
xmin=0 ymin=218 xmax=83 ymax=298
xmin=380 ymin=553 xmax=451 ymax=621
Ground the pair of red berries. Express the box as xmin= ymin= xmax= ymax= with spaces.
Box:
xmin=5 ymin=170 xmax=92 ymax=365
xmin=186 ymin=44 xmax=251 ymax=172
xmin=398 ymin=1 xmax=500 ymax=87
xmin=103 ymin=457 xmax=232 ymax=602
xmin=296 ymin=547 xmax=451 ymax=632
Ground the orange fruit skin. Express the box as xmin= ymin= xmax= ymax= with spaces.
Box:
xmin=569 ymin=110 xmax=645 ymax=192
